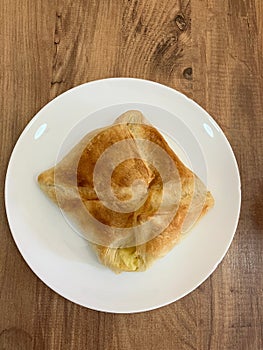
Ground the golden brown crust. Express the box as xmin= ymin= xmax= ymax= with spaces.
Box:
xmin=38 ymin=110 xmax=214 ymax=273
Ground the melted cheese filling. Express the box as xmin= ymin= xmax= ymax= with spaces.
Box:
xmin=117 ymin=247 xmax=144 ymax=271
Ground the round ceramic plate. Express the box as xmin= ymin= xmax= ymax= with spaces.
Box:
xmin=5 ymin=78 xmax=241 ymax=313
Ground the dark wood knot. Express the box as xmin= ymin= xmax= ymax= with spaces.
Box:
xmin=183 ymin=67 xmax=192 ymax=80
xmin=51 ymin=80 xmax=64 ymax=85
xmin=175 ymin=15 xmax=187 ymax=31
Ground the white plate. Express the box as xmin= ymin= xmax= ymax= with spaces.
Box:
xmin=5 ymin=78 xmax=241 ymax=313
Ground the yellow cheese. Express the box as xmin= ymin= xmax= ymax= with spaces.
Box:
xmin=118 ymin=247 xmax=143 ymax=271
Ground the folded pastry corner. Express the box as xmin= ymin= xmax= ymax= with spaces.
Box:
xmin=38 ymin=110 xmax=214 ymax=273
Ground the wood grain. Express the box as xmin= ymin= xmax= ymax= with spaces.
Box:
xmin=0 ymin=0 xmax=262 ymax=349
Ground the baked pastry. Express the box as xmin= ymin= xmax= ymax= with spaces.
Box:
xmin=38 ymin=110 xmax=214 ymax=272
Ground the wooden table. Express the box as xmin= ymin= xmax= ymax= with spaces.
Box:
xmin=1 ymin=1 xmax=262 ymax=349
